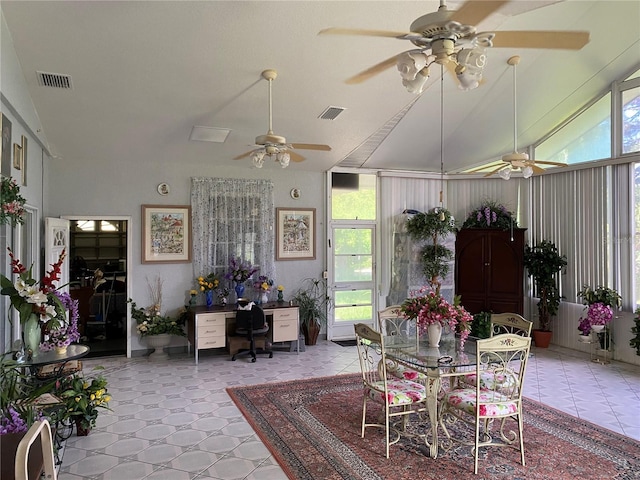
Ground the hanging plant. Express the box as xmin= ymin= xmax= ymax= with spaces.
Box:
xmin=0 ymin=175 xmax=26 ymax=226
xmin=406 ymin=208 xmax=456 ymax=293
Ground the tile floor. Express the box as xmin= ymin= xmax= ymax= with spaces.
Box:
xmin=57 ymin=341 xmax=640 ymax=480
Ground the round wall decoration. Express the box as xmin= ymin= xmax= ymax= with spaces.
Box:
xmin=157 ymin=183 xmax=170 ymax=195
xmin=290 ymin=188 xmax=300 ymax=199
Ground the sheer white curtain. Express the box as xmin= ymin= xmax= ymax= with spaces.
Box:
xmin=190 ymin=177 xmax=275 ymax=282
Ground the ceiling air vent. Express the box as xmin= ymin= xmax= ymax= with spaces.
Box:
xmin=37 ymin=71 xmax=73 ymax=89
xmin=319 ymin=106 xmax=345 ymax=120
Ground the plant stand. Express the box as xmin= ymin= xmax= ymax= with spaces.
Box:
xmin=591 ymin=328 xmax=611 ymax=365
xmin=145 ymin=334 xmax=172 ymax=360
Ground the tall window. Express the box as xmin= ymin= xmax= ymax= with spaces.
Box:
xmin=191 ymin=178 xmax=275 ymax=282
xmin=634 ymin=163 xmax=640 ymax=307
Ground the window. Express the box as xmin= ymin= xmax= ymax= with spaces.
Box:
xmin=331 ymin=173 xmax=376 ymax=220
xmin=622 ymin=85 xmax=640 ymax=155
xmin=535 ymin=94 xmax=611 ymax=165
xmin=634 ymin=163 xmax=640 ymax=307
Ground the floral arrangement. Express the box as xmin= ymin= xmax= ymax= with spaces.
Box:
xmin=253 ymin=275 xmax=274 ymax=292
xmin=577 ymin=302 xmax=613 ymax=335
xmin=197 ymin=273 xmax=219 ymax=292
xmin=54 ymin=369 xmax=111 ymax=430
xmin=400 ymin=287 xmax=473 ymax=344
xmin=0 ymin=247 xmax=67 ymax=332
xmin=461 ymin=200 xmax=517 ymax=230
xmin=225 ymin=257 xmax=258 ymax=284
xmin=40 ymin=291 xmax=80 ymax=351
xmin=0 ymin=359 xmax=43 ymax=435
xmin=630 ymin=307 xmax=640 ymax=356
xmin=0 ymin=175 xmax=26 ymax=226
xmin=129 ymin=300 xmax=186 ymax=337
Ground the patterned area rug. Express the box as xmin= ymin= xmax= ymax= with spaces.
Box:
xmin=227 ymin=374 xmax=640 ymax=480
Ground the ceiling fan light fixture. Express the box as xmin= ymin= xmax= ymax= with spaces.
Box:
xmin=277 ymin=151 xmax=290 ymax=168
xmin=402 ymin=67 xmax=430 ymax=94
xmin=251 ymin=150 xmax=265 ymax=168
xmin=397 ymin=51 xmax=429 ymax=80
xmin=522 ymin=165 xmax=534 ymax=178
xmin=498 ymin=167 xmax=512 ymax=180
xmin=455 ymin=46 xmax=486 ymax=91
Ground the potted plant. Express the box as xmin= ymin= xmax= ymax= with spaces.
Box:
xmin=577 ymin=285 xmax=621 ymax=350
xmin=292 ymin=278 xmax=333 ymax=345
xmin=406 ymin=207 xmax=456 ymax=293
xmin=54 ymin=368 xmax=111 ymax=436
xmin=630 ymin=307 xmax=640 ymax=356
xmin=129 ymin=300 xmax=186 ymax=358
xmin=523 ymin=240 xmax=567 ymax=348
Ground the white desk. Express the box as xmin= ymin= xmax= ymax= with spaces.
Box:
xmin=187 ymin=303 xmax=299 ymax=364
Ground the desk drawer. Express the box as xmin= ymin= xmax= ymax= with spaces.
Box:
xmin=197 ymin=313 xmax=226 ymax=326
xmin=197 ymin=324 xmax=225 ymax=338
xmin=197 ymin=335 xmax=225 ymax=350
xmin=273 ymin=309 xmax=298 ymax=322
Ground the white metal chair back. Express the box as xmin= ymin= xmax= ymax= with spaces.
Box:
xmin=354 ymin=323 xmax=428 ymax=458
xmin=490 ymin=313 xmax=533 ymax=337
xmin=15 ymin=419 xmax=57 ymax=480
xmin=377 ymin=305 xmax=425 ymax=382
xmin=440 ymin=333 xmax=532 ymax=474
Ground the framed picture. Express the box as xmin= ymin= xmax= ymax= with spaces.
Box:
xmin=142 ymin=205 xmax=192 ymax=263
xmin=276 ymin=208 xmax=316 ymax=260
xmin=1 ymin=113 xmax=11 ymax=173
xmin=20 ymin=135 xmax=27 ymax=185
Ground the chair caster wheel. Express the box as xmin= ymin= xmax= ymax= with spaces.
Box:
xmin=232 ymin=356 xmax=237 ymax=361
xmin=251 ymin=358 xmax=256 ymax=362
xmin=269 ymin=353 xmax=273 ymax=358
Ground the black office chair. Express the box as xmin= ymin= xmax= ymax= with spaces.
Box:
xmin=231 ymin=304 xmax=273 ymax=362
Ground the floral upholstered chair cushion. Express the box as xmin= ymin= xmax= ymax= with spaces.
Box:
xmin=366 ymin=378 xmax=426 ymax=405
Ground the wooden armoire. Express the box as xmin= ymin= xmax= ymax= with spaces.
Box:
xmin=454 ymin=228 xmax=526 ymax=315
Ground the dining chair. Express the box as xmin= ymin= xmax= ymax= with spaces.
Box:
xmin=490 ymin=313 xmax=533 ymax=337
xmin=354 ymin=323 xmax=428 ymax=458
xmin=439 ymin=333 xmax=532 ymax=474
xmin=14 ymin=419 xmax=58 ymax=480
xmin=377 ymin=305 xmax=427 ymax=382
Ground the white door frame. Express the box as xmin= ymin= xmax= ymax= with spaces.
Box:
xmin=62 ymin=215 xmax=133 ymax=358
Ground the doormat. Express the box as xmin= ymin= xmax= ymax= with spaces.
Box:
xmin=332 ymin=339 xmax=358 ymax=347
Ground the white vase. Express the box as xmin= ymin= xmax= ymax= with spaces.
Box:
xmin=427 ymin=323 xmax=442 ymax=347
xmin=578 ymin=334 xmax=592 ymax=343
xmin=261 ymin=292 xmax=269 ymax=304
xmin=590 ymin=324 xmax=605 ymax=333
xmin=145 ymin=334 xmax=172 ymax=360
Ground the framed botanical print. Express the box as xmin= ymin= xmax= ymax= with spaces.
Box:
xmin=142 ymin=205 xmax=191 ymax=263
xmin=276 ymin=208 xmax=315 ymax=260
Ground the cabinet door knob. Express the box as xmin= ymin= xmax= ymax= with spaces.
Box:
xmin=484 ymin=263 xmax=490 ymax=266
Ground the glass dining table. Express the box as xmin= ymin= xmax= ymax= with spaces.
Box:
xmin=383 ymin=333 xmax=477 ymax=458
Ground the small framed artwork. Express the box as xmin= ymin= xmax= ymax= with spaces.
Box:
xmin=1 ymin=113 xmax=11 ymax=173
xmin=20 ymin=135 xmax=27 ymax=185
xmin=142 ymin=204 xmax=192 ymax=263
xmin=276 ymin=207 xmax=316 ymax=260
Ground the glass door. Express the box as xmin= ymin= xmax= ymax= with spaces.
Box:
xmin=329 ymin=225 xmax=375 ymax=340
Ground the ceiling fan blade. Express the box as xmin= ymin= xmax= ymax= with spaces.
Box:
xmin=451 ymin=1 xmax=509 ymax=26
xmin=484 ymin=165 xmax=507 ymax=177
xmin=531 ymin=164 xmax=546 ymax=175
xmin=288 ymin=150 xmax=306 ymax=163
xmin=534 ymin=160 xmax=568 ymax=167
xmin=290 ymin=143 xmax=332 ymax=151
xmin=233 ymin=150 xmax=254 ymax=160
xmin=318 ymin=27 xmax=412 ymax=39
xmin=490 ymin=31 xmax=590 ymax=50
xmin=346 ymin=54 xmax=403 ymax=84
xmin=465 ymin=161 xmax=503 ymax=174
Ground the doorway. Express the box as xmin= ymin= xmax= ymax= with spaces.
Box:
xmin=64 ymin=216 xmax=132 ymax=358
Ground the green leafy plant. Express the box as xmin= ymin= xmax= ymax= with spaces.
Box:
xmin=577 ymin=285 xmax=622 ymax=309
xmin=630 ymin=307 xmax=640 ymax=356
xmin=523 ymin=240 xmax=567 ymax=331
xmin=406 ymin=208 xmax=456 ymax=293
xmin=292 ymin=278 xmax=333 ymax=329
xmin=129 ymin=300 xmax=186 ymax=337
xmin=54 ymin=368 xmax=111 ymax=430
xmin=470 ymin=311 xmax=492 ymax=339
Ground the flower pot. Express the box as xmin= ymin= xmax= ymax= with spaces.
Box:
xmin=261 ymin=292 xmax=269 ymax=304
xmin=75 ymin=418 xmax=91 ymax=436
xmin=145 ymin=333 xmax=172 ymax=360
xmin=55 ymin=345 xmax=68 ymax=355
xmin=235 ymin=284 xmax=245 ymax=302
xmin=22 ymin=313 xmax=41 ymax=357
xmin=303 ymin=322 xmax=320 ymax=346
xmin=427 ymin=323 xmax=442 ymax=347
xmin=532 ymin=329 xmax=553 ymax=348
xmin=205 ymin=290 xmax=214 ymax=308
xmin=578 ymin=334 xmax=592 ymax=344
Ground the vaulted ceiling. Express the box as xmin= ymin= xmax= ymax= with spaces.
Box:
xmin=1 ymin=1 xmax=638 ymax=174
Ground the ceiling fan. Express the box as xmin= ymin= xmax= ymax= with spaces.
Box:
xmin=319 ymin=0 xmax=589 ymax=94
xmin=234 ymin=69 xmax=331 ymax=168
xmin=468 ymin=55 xmax=567 ymax=179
